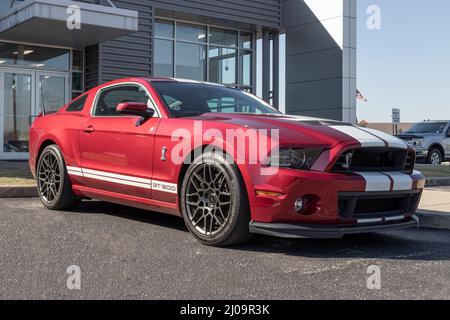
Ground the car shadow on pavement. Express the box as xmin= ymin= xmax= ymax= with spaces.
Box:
xmin=72 ymin=200 xmax=450 ymax=261
xmin=235 ymin=230 xmax=450 ymax=261
xmin=72 ymin=200 xmax=189 ymax=233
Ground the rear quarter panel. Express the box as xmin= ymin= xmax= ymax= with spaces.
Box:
xmin=29 ymin=112 xmax=87 ymax=178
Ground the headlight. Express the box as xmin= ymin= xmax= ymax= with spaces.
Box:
xmin=410 ymin=139 xmax=425 ymax=147
xmin=267 ymin=148 xmax=322 ymax=170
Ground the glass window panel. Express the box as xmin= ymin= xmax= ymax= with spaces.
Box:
xmin=240 ymin=32 xmax=253 ymax=49
xmin=39 ymin=75 xmax=66 ymax=114
xmin=155 ymin=19 xmax=174 ymax=38
xmin=0 ymin=2 xmax=12 ymax=12
xmin=176 ymin=22 xmax=207 ymax=43
xmin=72 ymin=50 xmax=84 ymax=71
xmin=0 ymin=42 xmax=70 ymax=70
xmin=3 ymin=73 xmax=32 ymax=153
xmin=209 ymin=47 xmax=237 ymax=85
xmin=67 ymin=95 xmax=87 ymax=112
xmin=0 ymin=42 xmax=19 ymax=65
xmin=72 ymin=72 xmax=83 ymax=91
xmin=154 ymin=39 xmax=174 ymax=77
xmin=176 ymin=43 xmax=206 ymax=81
xmin=209 ymin=28 xmax=237 ymax=47
xmin=94 ymin=85 xmax=150 ymax=116
xmin=240 ymin=50 xmax=253 ymax=86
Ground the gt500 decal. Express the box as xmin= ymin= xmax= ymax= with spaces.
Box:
xmin=152 ymin=181 xmax=177 ymax=194
xmin=67 ymin=166 xmax=177 ymax=194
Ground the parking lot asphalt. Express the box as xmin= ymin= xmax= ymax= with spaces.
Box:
xmin=1 ymin=198 xmax=450 ymax=300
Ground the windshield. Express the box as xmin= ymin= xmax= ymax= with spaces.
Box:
xmin=406 ymin=122 xmax=448 ymax=134
xmin=151 ymin=81 xmax=281 ymax=118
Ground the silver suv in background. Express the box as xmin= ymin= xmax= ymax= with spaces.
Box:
xmin=397 ymin=121 xmax=450 ymax=165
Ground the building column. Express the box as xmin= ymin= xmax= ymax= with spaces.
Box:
xmin=262 ymin=29 xmax=271 ymax=103
xmin=282 ymin=0 xmax=357 ymax=123
xmin=272 ymin=32 xmax=280 ymax=110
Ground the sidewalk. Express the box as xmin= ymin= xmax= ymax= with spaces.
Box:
xmin=0 ymin=161 xmax=35 ymax=197
xmin=417 ymin=187 xmax=450 ymax=230
xmin=419 ymin=187 xmax=450 ymax=213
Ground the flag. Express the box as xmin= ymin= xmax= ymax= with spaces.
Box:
xmin=356 ymin=89 xmax=368 ymax=102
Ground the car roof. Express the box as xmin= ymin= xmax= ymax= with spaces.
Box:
xmin=142 ymin=77 xmax=226 ymax=87
xmin=97 ymin=77 xmax=238 ymax=91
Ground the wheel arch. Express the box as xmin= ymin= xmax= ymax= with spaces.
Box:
xmin=177 ymin=144 xmax=255 ymax=216
xmin=35 ymin=138 xmax=63 ymax=172
xmin=429 ymin=143 xmax=445 ymax=159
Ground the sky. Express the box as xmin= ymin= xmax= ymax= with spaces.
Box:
xmin=357 ymin=0 xmax=450 ymax=122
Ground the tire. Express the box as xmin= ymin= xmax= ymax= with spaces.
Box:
xmin=36 ymin=145 xmax=81 ymax=210
xmin=180 ymin=151 xmax=252 ymax=247
xmin=427 ymin=148 xmax=443 ymax=165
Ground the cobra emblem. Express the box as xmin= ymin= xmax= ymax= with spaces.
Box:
xmin=342 ymin=152 xmax=353 ymax=169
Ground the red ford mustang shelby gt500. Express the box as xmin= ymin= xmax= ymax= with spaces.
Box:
xmin=29 ymin=77 xmax=425 ymax=246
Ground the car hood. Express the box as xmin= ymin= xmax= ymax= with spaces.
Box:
xmin=397 ymin=133 xmax=439 ymax=139
xmin=188 ymin=113 xmax=406 ymax=149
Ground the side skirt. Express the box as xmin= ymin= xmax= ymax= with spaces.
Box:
xmin=72 ymin=185 xmax=181 ymax=217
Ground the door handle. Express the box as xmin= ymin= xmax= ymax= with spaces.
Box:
xmin=83 ymin=125 xmax=95 ymax=133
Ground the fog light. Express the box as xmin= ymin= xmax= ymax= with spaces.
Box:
xmin=295 ymin=197 xmax=304 ymax=212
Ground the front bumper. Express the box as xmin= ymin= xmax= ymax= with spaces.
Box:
xmin=249 ymin=168 xmax=425 ymax=225
xmin=415 ymin=148 xmax=429 ymax=159
xmin=249 ymin=218 xmax=418 ymax=239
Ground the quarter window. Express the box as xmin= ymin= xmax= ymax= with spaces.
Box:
xmin=93 ymin=85 xmax=152 ymax=117
xmin=67 ymin=95 xmax=87 ymax=112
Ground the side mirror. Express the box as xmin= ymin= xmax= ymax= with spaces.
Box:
xmin=117 ymin=102 xmax=155 ymax=118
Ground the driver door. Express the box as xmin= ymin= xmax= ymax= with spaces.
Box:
xmin=80 ymin=83 xmax=160 ymax=199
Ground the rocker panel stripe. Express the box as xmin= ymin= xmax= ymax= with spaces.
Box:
xmin=66 ymin=166 xmax=177 ymax=194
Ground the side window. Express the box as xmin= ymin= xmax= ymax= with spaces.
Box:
xmin=93 ymin=85 xmax=151 ymax=117
xmin=66 ymin=95 xmax=87 ymax=112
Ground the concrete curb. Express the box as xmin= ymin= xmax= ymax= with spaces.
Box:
xmin=425 ymin=178 xmax=450 ymax=187
xmin=416 ymin=211 xmax=450 ymax=230
xmin=0 ymin=185 xmax=38 ymax=198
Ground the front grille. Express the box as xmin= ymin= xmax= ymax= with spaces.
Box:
xmin=403 ymin=149 xmax=416 ymax=174
xmin=338 ymin=191 xmax=422 ymax=220
xmin=331 ymin=147 xmax=414 ymax=173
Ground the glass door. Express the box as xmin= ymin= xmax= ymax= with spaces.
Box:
xmin=0 ymin=69 xmax=69 ymax=160
xmin=0 ymin=69 xmax=35 ymax=160
xmin=36 ymin=71 xmax=69 ymax=115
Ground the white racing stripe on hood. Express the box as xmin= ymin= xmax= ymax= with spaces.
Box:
xmin=355 ymin=172 xmax=391 ymax=192
xmin=358 ymin=127 xmax=408 ymax=150
xmin=355 ymin=171 xmax=414 ymax=192
xmin=330 ymin=126 xmax=386 ymax=148
xmin=383 ymin=172 xmax=413 ymax=191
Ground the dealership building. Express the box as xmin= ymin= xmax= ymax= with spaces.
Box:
xmin=0 ymin=0 xmax=356 ymax=160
